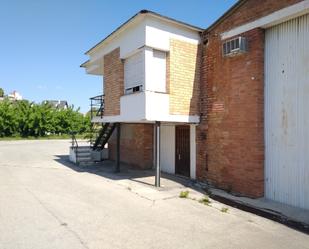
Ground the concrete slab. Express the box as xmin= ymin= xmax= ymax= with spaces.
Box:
xmin=207 ymin=187 xmax=309 ymax=231
xmin=0 ymin=140 xmax=309 ymax=249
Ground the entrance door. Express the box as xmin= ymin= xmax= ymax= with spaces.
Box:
xmin=175 ymin=126 xmax=190 ymax=177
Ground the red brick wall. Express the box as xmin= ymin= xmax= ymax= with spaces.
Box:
xmin=109 ymin=124 xmax=153 ymax=169
xmin=209 ymin=0 xmax=302 ymax=33
xmin=103 ymin=48 xmax=124 ymax=116
xmin=197 ymin=0 xmax=302 ymax=197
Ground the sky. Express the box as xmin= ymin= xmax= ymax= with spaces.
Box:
xmin=0 ymin=0 xmax=237 ymax=113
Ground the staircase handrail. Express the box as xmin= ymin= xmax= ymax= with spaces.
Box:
xmin=71 ymin=132 xmax=79 ymax=149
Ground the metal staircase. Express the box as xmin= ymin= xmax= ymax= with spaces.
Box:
xmin=92 ymin=123 xmax=116 ymax=151
xmin=69 ymin=94 xmax=115 ymax=165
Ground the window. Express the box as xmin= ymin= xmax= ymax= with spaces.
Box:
xmin=124 ymin=51 xmax=144 ymax=94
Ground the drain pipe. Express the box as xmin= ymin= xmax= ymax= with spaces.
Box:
xmin=155 ymin=121 xmax=161 ymax=187
xmin=115 ymin=123 xmax=121 ymax=173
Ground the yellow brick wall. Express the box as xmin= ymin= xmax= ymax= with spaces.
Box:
xmin=168 ymin=39 xmax=200 ymax=116
xmin=103 ymin=48 xmax=124 ymax=116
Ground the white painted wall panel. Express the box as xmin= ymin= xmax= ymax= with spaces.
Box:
xmin=145 ymin=48 xmax=166 ymax=93
xmin=120 ymin=92 xmax=146 ymax=121
xmin=88 ymin=16 xmax=200 ymax=75
xmin=124 ymin=51 xmax=145 ymax=90
xmin=145 ymin=16 xmax=200 ymax=51
xmin=90 ymin=18 xmax=146 ymax=61
xmin=145 ymin=91 xmax=169 ymax=121
xmin=160 ymin=125 xmax=175 ymax=174
xmin=265 ymin=14 xmax=309 ymax=210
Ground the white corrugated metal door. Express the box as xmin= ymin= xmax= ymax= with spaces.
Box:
xmin=265 ymin=14 xmax=309 ymax=210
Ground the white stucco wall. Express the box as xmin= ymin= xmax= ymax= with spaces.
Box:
xmin=145 ymin=91 xmax=169 ymax=120
xmin=86 ymin=14 xmax=200 ymax=75
xmin=120 ymin=92 xmax=146 ymax=122
xmin=144 ymin=47 xmax=166 ymax=93
xmin=160 ymin=124 xmax=175 ymax=174
xmin=90 ymin=17 xmax=146 ymax=61
xmin=145 ymin=16 xmax=200 ymax=51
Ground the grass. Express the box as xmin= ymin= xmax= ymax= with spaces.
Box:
xmin=179 ymin=190 xmax=189 ymax=198
xmin=221 ymin=207 xmax=229 ymax=213
xmin=0 ymin=134 xmax=87 ymax=141
xmin=199 ymin=195 xmax=211 ymax=205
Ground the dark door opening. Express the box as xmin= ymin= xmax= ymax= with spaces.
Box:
xmin=175 ymin=125 xmax=190 ymax=177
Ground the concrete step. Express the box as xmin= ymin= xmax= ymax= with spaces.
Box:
xmin=77 ymin=151 xmax=91 ymax=157
xmin=78 ymin=157 xmax=92 ymax=162
xmin=78 ymin=161 xmax=95 ymax=166
xmin=75 ymin=146 xmax=91 ymax=152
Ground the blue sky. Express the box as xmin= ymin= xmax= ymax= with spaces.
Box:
xmin=0 ymin=0 xmax=236 ymax=113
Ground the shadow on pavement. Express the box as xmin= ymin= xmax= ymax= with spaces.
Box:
xmin=54 ymin=154 xmax=203 ymax=192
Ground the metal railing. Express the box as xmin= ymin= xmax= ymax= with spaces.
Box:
xmin=71 ymin=133 xmax=79 ymax=148
xmin=89 ymin=123 xmax=103 ymax=148
xmin=90 ymin=94 xmax=104 ymax=119
xmin=71 ymin=132 xmax=79 ymax=163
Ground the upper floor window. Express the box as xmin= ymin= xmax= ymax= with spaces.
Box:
xmin=123 ymin=48 xmax=167 ymax=95
xmin=124 ymin=50 xmax=144 ymax=95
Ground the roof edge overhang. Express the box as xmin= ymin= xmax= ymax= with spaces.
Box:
xmin=84 ymin=9 xmax=203 ymax=56
xmin=204 ymin=0 xmax=247 ymax=34
xmin=80 ymin=60 xmax=90 ymax=68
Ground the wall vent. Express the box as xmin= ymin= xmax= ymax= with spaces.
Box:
xmin=223 ymin=37 xmax=247 ymax=56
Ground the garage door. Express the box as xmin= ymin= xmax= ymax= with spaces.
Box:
xmin=265 ymin=14 xmax=309 ymax=209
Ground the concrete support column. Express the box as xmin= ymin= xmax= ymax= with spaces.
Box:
xmin=115 ymin=123 xmax=121 ymax=173
xmin=155 ymin=121 xmax=161 ymax=187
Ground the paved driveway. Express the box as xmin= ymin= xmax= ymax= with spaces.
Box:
xmin=0 ymin=140 xmax=308 ymax=249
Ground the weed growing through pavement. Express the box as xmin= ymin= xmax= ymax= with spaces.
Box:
xmin=179 ymin=190 xmax=189 ymax=198
xmin=199 ymin=195 xmax=211 ymax=205
xmin=221 ymin=207 xmax=229 ymax=213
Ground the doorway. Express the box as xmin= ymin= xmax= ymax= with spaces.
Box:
xmin=175 ymin=125 xmax=190 ymax=177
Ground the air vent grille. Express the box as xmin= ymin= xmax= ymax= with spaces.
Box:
xmin=223 ymin=37 xmax=247 ymax=56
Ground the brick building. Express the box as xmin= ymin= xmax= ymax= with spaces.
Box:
xmin=81 ymin=0 xmax=309 ymax=210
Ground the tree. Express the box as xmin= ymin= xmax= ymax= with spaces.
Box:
xmin=0 ymin=88 xmax=4 ymax=97
xmin=0 ymin=100 xmax=91 ymax=137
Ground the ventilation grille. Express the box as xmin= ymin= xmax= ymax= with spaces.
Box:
xmin=223 ymin=37 xmax=247 ymax=56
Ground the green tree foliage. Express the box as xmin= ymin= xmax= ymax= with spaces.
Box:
xmin=0 ymin=88 xmax=4 ymax=97
xmin=0 ymin=99 xmax=90 ymax=137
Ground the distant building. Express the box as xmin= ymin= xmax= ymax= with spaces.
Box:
xmin=0 ymin=90 xmax=23 ymax=102
xmin=43 ymin=100 xmax=68 ymax=109
xmin=8 ymin=91 xmax=23 ymax=101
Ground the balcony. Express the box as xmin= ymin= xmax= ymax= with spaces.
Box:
xmin=90 ymin=91 xmax=199 ymax=124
